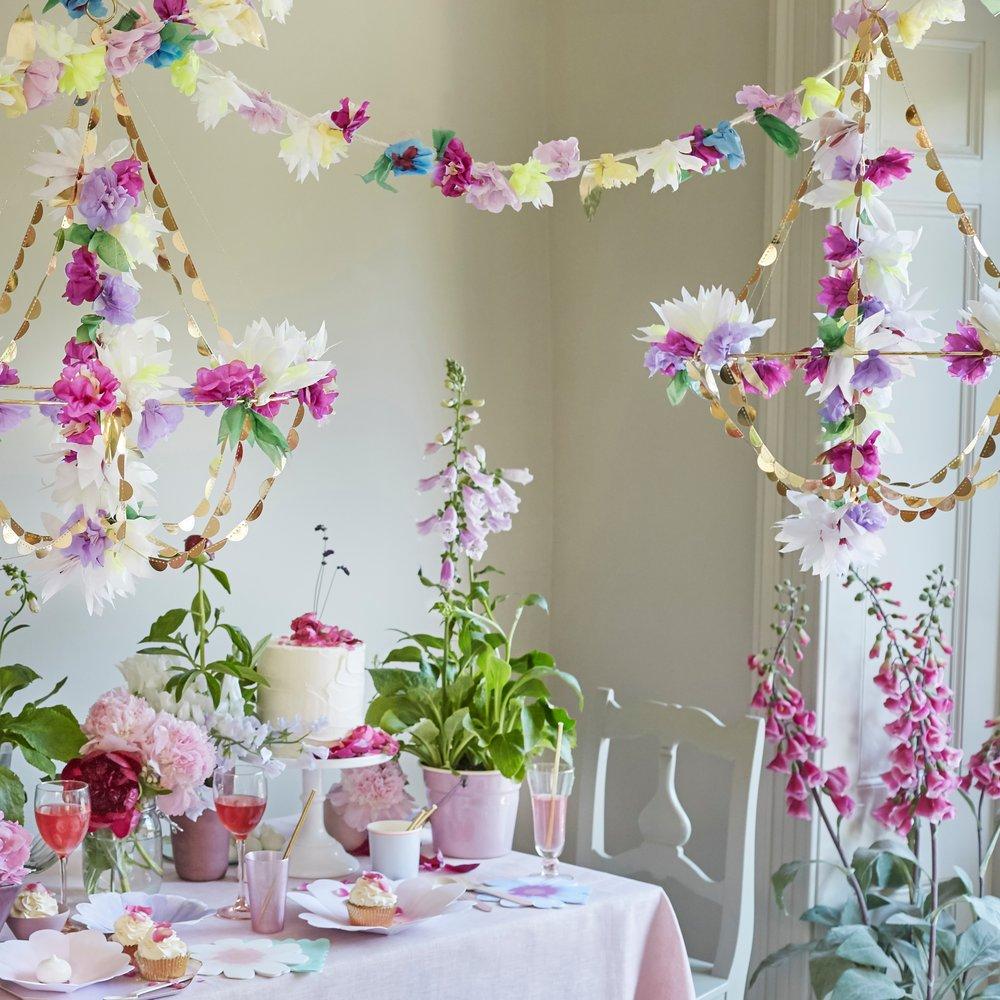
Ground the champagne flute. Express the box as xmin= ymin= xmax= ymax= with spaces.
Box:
xmin=213 ymin=764 xmax=267 ymax=920
xmin=527 ymin=759 xmax=574 ymax=878
xmin=34 ymin=780 xmax=90 ymax=910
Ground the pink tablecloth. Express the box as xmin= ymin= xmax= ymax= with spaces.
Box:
xmin=24 ymin=854 xmax=696 ymax=1000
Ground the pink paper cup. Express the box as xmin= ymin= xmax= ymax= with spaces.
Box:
xmin=245 ymin=850 xmax=288 ymax=934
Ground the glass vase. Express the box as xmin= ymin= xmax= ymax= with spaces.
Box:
xmin=82 ymin=798 xmax=164 ymax=897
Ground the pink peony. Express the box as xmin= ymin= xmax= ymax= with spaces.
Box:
xmin=0 ymin=816 xmax=32 ymax=885
xmin=82 ymin=688 xmax=156 ymax=755
xmin=326 ymin=761 xmax=413 ymax=831
xmin=141 ymin=713 xmax=216 ymax=818
xmin=286 ymin=612 xmax=362 ymax=648
xmin=326 ymin=725 xmax=399 ymax=760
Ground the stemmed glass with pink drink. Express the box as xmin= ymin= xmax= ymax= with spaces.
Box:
xmin=527 ymin=758 xmax=574 ymax=878
xmin=213 ymin=764 xmax=267 ymax=920
xmin=34 ymin=780 xmax=90 ymax=910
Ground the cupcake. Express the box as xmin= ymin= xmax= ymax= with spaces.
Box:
xmin=111 ymin=905 xmax=155 ymax=961
xmin=7 ymin=883 xmax=68 ymax=939
xmin=135 ymin=923 xmax=188 ymax=982
xmin=346 ymin=871 xmax=397 ymax=928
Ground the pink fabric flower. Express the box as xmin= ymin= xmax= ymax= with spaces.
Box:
xmin=465 ymin=162 xmax=520 ymax=214
xmin=532 ymin=137 xmax=581 ymax=181
xmin=82 ymin=688 xmax=157 ymax=755
xmin=326 ymin=726 xmax=400 ymax=760
xmin=22 ymin=58 xmax=61 ymax=110
xmin=111 ymin=158 xmax=144 ymax=200
xmin=865 ymin=147 xmax=913 ymax=189
xmin=238 ymin=89 xmax=285 ymax=134
xmin=51 ymin=355 xmax=121 ymax=447
xmin=432 ymin=138 xmax=474 ymax=198
xmin=0 ymin=364 xmax=17 ymax=387
xmin=741 ymin=359 xmax=792 ymax=398
xmin=326 ymin=760 xmax=413 ymax=831
xmin=296 ymin=369 xmax=339 ymax=421
xmin=822 ymin=224 xmax=860 ymax=268
xmin=0 ymin=815 xmax=32 ymax=885
xmin=105 ymin=20 xmax=164 ymax=77
xmin=735 ymin=84 xmax=802 ymax=127
xmin=330 ymin=97 xmax=370 ymax=143
xmin=944 ymin=323 xmax=994 ymax=385
xmin=141 ymin=713 xmax=215 ymax=817
xmin=64 ymin=247 xmax=104 ymax=306
xmin=822 ymin=430 xmax=882 ymax=482
xmin=680 ymin=124 xmax=724 ymax=173
xmin=817 ymin=270 xmax=855 ymax=315
xmin=285 ymin=612 xmax=362 ymax=648
xmin=191 ymin=360 xmax=264 ymax=407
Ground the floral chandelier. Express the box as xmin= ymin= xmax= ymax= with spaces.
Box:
xmin=637 ymin=2 xmax=1000 ymax=579
xmin=0 ymin=5 xmax=337 ymax=613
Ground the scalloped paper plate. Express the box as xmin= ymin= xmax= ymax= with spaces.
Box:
xmin=73 ymin=892 xmax=215 ymax=934
xmin=288 ymin=876 xmax=469 ymax=936
xmin=0 ymin=929 xmax=131 ymax=993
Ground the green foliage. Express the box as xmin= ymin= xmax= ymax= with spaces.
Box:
xmin=582 ymin=187 xmax=603 ymax=221
xmin=88 ymin=231 xmax=129 ymax=272
xmin=218 ymin=405 xmax=290 ymax=467
xmin=754 ymin=108 xmax=802 ymax=158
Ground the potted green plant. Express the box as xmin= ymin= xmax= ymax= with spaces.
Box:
xmin=0 ymin=564 xmax=84 ymax=823
xmin=366 ymin=361 xmax=580 ymax=858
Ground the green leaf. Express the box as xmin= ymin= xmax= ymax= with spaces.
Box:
xmin=969 ymin=895 xmax=1000 ymax=929
xmin=139 ymin=645 xmax=187 ymax=657
xmin=955 ymin=919 xmax=1000 ymax=969
xmin=520 ymin=593 xmax=549 ymax=614
xmin=665 ymin=371 xmax=692 ymax=406
xmin=63 ymin=223 xmax=94 ymax=247
xmin=809 ymin=954 xmax=856 ymax=999
xmin=218 ymin=405 xmax=246 ymax=451
xmin=748 ymin=941 xmax=816 ymax=989
xmin=19 ymin=747 xmax=55 ymax=775
xmin=8 ymin=705 xmax=85 ymax=763
xmin=801 ymin=904 xmax=842 ymax=927
xmin=0 ymin=665 xmax=41 ymax=709
xmin=818 ymin=316 xmax=846 ymax=352
xmin=582 ymin=187 xmax=603 ymax=221
xmin=208 ymin=566 xmax=231 ymax=594
xmin=381 ymin=647 xmax=426 ymax=665
xmin=75 ymin=313 xmax=103 ymax=344
xmin=754 ymin=108 xmax=802 ymax=158
xmin=368 ymin=667 xmax=433 ymax=696
xmin=0 ymin=766 xmax=26 ymax=824
xmin=43 ymin=0 xmax=61 ymax=11
xmin=432 ymin=129 xmax=456 ymax=160
xmin=477 ymin=649 xmax=511 ymax=693
xmin=360 ymin=154 xmax=397 ymax=192
xmin=145 ymin=608 xmax=188 ymax=641
xmin=249 ymin=411 xmax=289 ymax=466
xmin=115 ymin=10 xmax=141 ymax=30
xmin=773 ymin=860 xmax=814 ymax=913
xmin=487 ymin=734 xmax=523 ymax=780
xmin=190 ymin=591 xmax=211 ymax=630
xmin=981 ymin=825 xmax=1000 ymax=881
xmin=833 ymin=927 xmax=891 ymax=970
xmin=220 ymin=624 xmax=252 ymax=662
xmin=828 ymin=969 xmax=903 ymax=1000
xmin=88 ymin=231 xmax=129 ymax=272
xmin=931 ymin=872 xmax=973 ymax=913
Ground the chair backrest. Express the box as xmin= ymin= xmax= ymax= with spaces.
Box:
xmin=576 ymin=688 xmax=764 ymax=992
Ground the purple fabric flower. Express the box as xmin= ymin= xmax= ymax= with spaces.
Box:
xmin=0 ymin=363 xmax=17 ymax=387
xmin=0 ymin=405 xmax=28 ymax=432
xmin=238 ymin=89 xmax=285 ymax=134
xmin=138 ymin=398 xmax=183 ymax=450
xmin=111 ymin=158 xmax=144 ymax=200
xmin=831 ymin=155 xmax=861 ymax=181
xmin=734 ymin=85 xmax=802 ymax=127
xmin=191 ymin=360 xmax=264 ymax=407
xmin=742 ymin=358 xmax=792 ymax=398
xmin=851 ymin=350 xmax=896 ymax=391
xmin=860 ymin=296 xmax=886 ymax=321
xmin=819 ymin=386 xmax=851 ymax=424
xmin=78 ymin=168 xmax=138 ymax=231
xmin=944 ymin=323 xmax=995 ymax=385
xmin=845 ymin=501 xmax=887 ymax=533
xmin=105 ymin=22 xmax=163 ymax=76
xmin=865 ymin=147 xmax=913 ymax=189
xmin=465 ymin=162 xmax=520 ymax=214
xmin=817 ymin=271 xmax=855 ymax=315
xmin=64 ymin=248 xmax=104 ymax=305
xmin=330 ymin=98 xmax=370 ymax=143
xmin=680 ymin=124 xmax=724 ymax=173
xmin=643 ymin=330 xmax=699 ymax=377
xmin=66 ymin=516 xmax=112 ymax=568
xmin=532 ymin=138 xmax=581 ymax=181
xmin=432 ymin=138 xmax=474 ymax=198
xmin=95 ymin=274 xmax=140 ymax=326
xmin=297 ymin=369 xmax=339 ymax=421
xmin=701 ymin=322 xmax=756 ymax=367
xmin=153 ymin=0 xmax=188 ymax=17
xmin=823 ymin=225 xmax=860 ymax=268
xmin=23 ymin=58 xmax=61 ymax=110
xmin=801 ymin=347 xmax=829 ymax=387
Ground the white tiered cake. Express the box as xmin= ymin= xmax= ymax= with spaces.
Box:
xmin=257 ymin=615 xmax=368 ymax=748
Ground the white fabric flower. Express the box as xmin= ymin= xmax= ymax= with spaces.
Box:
xmin=963 ymin=285 xmax=1000 ymax=351
xmin=640 ymin=285 xmax=775 ymax=347
xmin=775 ymin=493 xmax=885 ymax=578
xmin=34 ymin=21 xmax=86 ymax=63
xmin=190 ymin=0 xmax=267 ymax=47
xmin=28 ymin=125 xmax=129 ymax=201
xmin=635 ymin=137 xmax=704 ymax=194
xmin=193 ymin=939 xmax=307 ymax=979
xmin=278 ymin=113 xmax=347 ymax=183
xmin=897 ymin=0 xmax=965 ymax=48
xmin=98 ymin=316 xmax=185 ymax=412
xmin=860 ymin=226 xmax=922 ymax=303
xmin=261 ymin=0 xmax=294 ymax=22
xmin=113 ymin=208 xmax=168 ymax=271
xmin=195 ymin=66 xmax=251 ymax=129
xmin=47 ymin=440 xmax=157 ymax=517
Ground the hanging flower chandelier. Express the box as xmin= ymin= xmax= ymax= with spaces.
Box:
xmin=636 ymin=1 xmax=1000 ymax=579
xmin=0 ymin=6 xmax=337 ymax=613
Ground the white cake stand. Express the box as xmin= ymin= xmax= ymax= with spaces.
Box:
xmin=286 ymin=753 xmax=391 ymax=880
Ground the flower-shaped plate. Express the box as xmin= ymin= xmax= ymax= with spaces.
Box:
xmin=0 ymin=929 xmax=131 ymax=993
xmin=189 ymin=939 xmax=308 ymax=980
xmin=73 ymin=893 xmax=215 ymax=933
xmin=288 ymin=876 xmax=469 ymax=936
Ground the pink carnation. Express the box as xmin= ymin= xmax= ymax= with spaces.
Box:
xmin=326 ymin=725 xmax=399 ymax=760
xmin=0 ymin=815 xmax=32 ymax=886
xmin=326 ymin=761 xmax=413 ymax=831
xmin=82 ymin=688 xmax=156 ymax=755
xmin=142 ymin=713 xmax=216 ymax=818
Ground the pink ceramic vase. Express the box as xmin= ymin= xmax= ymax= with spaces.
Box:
xmin=422 ymin=767 xmax=522 ymax=859
xmin=323 ymin=798 xmax=368 ymax=853
xmin=171 ymin=809 xmax=231 ymax=881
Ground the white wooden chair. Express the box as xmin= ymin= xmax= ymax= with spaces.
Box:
xmin=576 ymin=689 xmax=764 ymax=1000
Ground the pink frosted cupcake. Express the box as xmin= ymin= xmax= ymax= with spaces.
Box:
xmin=111 ymin=905 xmax=155 ymax=962
xmin=346 ymin=872 xmax=397 ymax=928
xmin=7 ymin=884 xmax=68 ymax=939
xmin=136 ymin=923 xmax=188 ymax=982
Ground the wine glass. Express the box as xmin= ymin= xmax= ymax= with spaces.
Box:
xmin=34 ymin=780 xmax=90 ymax=910
xmin=213 ymin=764 xmax=267 ymax=920
xmin=527 ymin=758 xmax=574 ymax=878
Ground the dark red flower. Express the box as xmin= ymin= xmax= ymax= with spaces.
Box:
xmin=62 ymin=751 xmax=144 ymax=838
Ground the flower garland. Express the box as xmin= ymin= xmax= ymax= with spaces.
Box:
xmin=635 ymin=2 xmax=1000 ymax=579
xmin=2 ymin=1 xmax=967 ymax=219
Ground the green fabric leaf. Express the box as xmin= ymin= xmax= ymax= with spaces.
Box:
xmin=666 ymin=371 xmax=692 ymax=406
xmin=218 ymin=405 xmax=246 ymax=450
xmin=955 ymin=920 xmax=1000 ymax=969
xmin=582 ymin=187 xmax=602 ymax=221
xmin=828 ymin=969 xmax=903 ymax=1000
xmin=432 ymin=129 xmax=456 ymax=160
xmin=818 ymin=316 xmax=846 ymax=352
xmin=63 ymin=223 xmax=94 ymax=247
xmin=88 ymin=231 xmax=129 ymax=272
xmin=43 ymin=0 xmax=61 ymax=11
xmin=754 ymin=108 xmax=802 ymax=158
xmin=76 ymin=314 xmax=103 ymax=344
xmin=361 ymin=154 xmax=397 ymax=192
xmin=115 ymin=10 xmax=140 ymax=30
xmin=0 ymin=767 xmax=26 ymax=824
xmin=249 ymin=411 xmax=289 ymax=466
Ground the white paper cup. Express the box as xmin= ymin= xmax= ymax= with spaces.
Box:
xmin=367 ymin=820 xmax=421 ymax=880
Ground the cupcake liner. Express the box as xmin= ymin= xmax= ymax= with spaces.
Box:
xmin=346 ymin=901 xmax=394 ymax=928
xmin=136 ymin=954 xmax=189 ymax=982
xmin=6 ymin=911 xmax=69 ymax=940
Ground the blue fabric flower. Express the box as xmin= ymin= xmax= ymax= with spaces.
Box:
xmin=146 ymin=41 xmax=183 ymax=68
xmin=385 ymin=139 xmax=435 ymax=177
xmin=59 ymin=0 xmax=108 ymax=19
xmin=703 ymin=121 xmax=746 ymax=170
xmin=477 ymin=878 xmax=591 ymax=909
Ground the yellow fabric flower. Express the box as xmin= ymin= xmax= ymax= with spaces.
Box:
xmin=171 ymin=52 xmax=200 ymax=97
xmin=800 ymin=76 xmax=841 ymax=120
xmin=58 ymin=45 xmax=106 ymax=99
xmin=279 ymin=116 xmax=347 ymax=182
xmin=897 ymin=11 xmax=934 ymax=48
xmin=508 ymin=158 xmax=553 ymax=208
xmin=594 ymin=153 xmax=638 ymax=190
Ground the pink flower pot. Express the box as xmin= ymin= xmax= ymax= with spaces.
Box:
xmin=422 ymin=767 xmax=522 ymax=860
xmin=323 ymin=799 xmax=368 ymax=853
xmin=171 ymin=809 xmax=231 ymax=881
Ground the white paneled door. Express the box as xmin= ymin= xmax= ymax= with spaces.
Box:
xmin=819 ymin=1 xmax=1000 ymax=901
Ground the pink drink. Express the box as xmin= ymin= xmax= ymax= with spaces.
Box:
xmin=35 ymin=802 xmax=90 ymax=857
xmin=215 ymin=794 xmax=266 ymax=839
xmin=531 ymin=794 xmax=568 ymax=855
